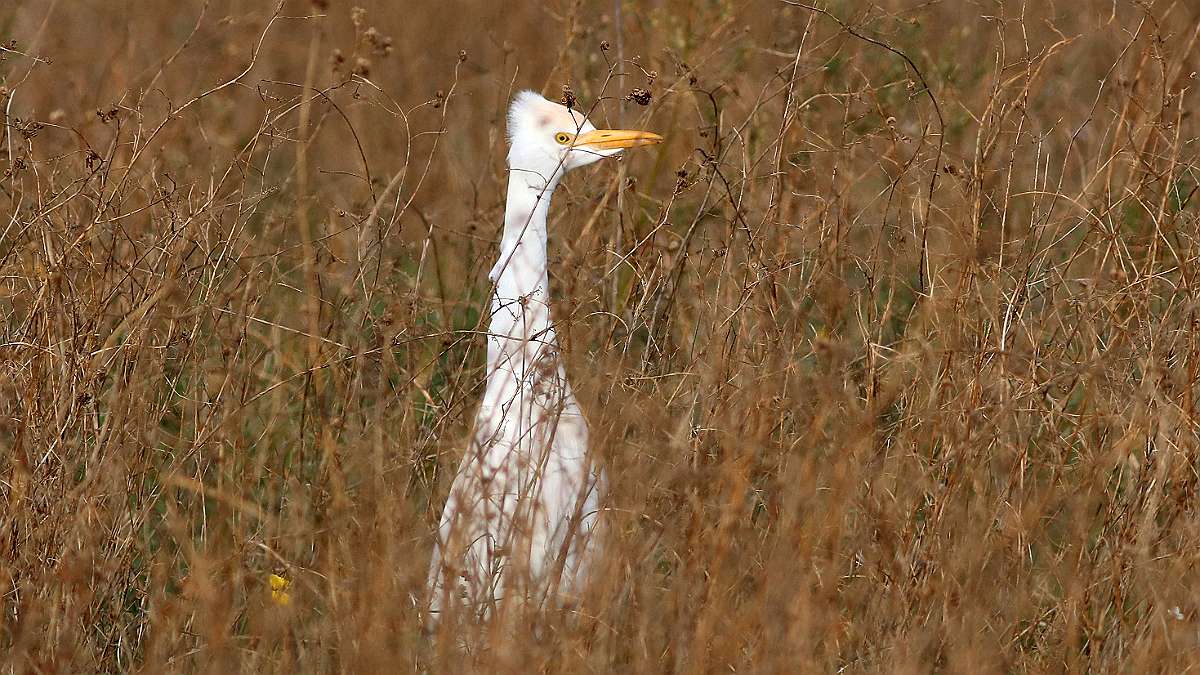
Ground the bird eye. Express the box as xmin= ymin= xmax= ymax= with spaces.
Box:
xmin=554 ymin=132 xmax=573 ymax=145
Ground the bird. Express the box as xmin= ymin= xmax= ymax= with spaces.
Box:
xmin=426 ymin=90 xmax=662 ymax=625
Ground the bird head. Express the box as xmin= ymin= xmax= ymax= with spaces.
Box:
xmin=506 ymin=90 xmax=662 ymax=188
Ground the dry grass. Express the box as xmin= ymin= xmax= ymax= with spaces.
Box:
xmin=3 ymin=0 xmax=1200 ymax=671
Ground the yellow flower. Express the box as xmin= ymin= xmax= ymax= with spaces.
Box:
xmin=269 ymin=573 xmax=291 ymax=606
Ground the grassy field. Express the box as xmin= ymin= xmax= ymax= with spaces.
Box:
xmin=3 ymin=0 xmax=1200 ymax=671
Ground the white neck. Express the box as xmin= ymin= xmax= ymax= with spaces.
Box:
xmin=486 ymin=171 xmax=560 ymax=360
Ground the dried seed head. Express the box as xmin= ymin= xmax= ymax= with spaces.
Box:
xmin=17 ymin=118 xmax=43 ymax=139
xmin=674 ymin=168 xmax=689 ymax=195
xmin=363 ymin=26 xmax=393 ymax=57
xmin=626 ymin=87 xmax=652 ymax=105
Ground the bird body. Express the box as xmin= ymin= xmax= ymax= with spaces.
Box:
xmin=427 ymin=91 xmax=661 ymax=622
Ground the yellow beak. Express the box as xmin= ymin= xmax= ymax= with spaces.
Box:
xmin=573 ymin=129 xmax=664 ymax=151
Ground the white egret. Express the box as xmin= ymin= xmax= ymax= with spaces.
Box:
xmin=427 ymin=90 xmax=662 ymax=623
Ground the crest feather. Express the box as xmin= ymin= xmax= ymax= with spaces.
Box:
xmin=507 ymin=90 xmax=587 ymax=143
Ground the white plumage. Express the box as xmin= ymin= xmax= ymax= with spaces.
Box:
xmin=427 ymin=91 xmax=661 ymax=623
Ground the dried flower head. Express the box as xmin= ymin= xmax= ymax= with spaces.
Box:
xmin=626 ymin=88 xmax=652 ymax=106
